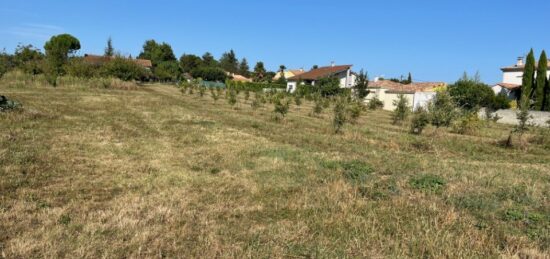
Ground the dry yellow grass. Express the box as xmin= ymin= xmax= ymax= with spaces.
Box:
xmin=0 ymin=81 xmax=549 ymax=258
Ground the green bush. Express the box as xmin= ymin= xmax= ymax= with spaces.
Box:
xmin=346 ymin=101 xmax=363 ymax=124
xmin=410 ymin=174 xmax=446 ymax=193
xmin=392 ymin=93 xmax=410 ymax=125
xmin=341 ymin=160 xmax=373 ymax=185
xmin=452 ymin=112 xmax=482 ymax=135
xmin=448 ymin=75 xmax=495 ymax=110
xmin=333 ymin=96 xmax=348 ymax=133
xmin=428 ymin=91 xmax=458 ymax=128
xmin=65 ymin=58 xmax=99 ymax=78
xmin=410 ymin=107 xmax=430 ymax=134
xmin=367 ymin=97 xmax=384 ymax=110
xmin=273 ymin=97 xmax=290 ymax=119
xmin=191 ymin=66 xmax=227 ymax=82
xmin=100 ymin=57 xmax=148 ymax=81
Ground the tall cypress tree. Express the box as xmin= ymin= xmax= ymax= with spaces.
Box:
xmin=520 ymin=49 xmax=536 ymax=108
xmin=104 ymin=37 xmax=114 ymax=57
xmin=534 ymin=50 xmax=548 ymax=110
xmin=545 ymin=75 xmax=550 ymax=111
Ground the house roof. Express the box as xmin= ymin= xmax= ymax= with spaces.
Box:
xmin=227 ymin=72 xmax=253 ymax=82
xmin=501 ymin=60 xmax=550 ymax=72
xmin=368 ymin=80 xmax=446 ymax=93
xmin=495 ymin=82 xmax=521 ymax=90
xmin=273 ymin=69 xmax=306 ymax=80
xmin=83 ymin=54 xmax=153 ymax=68
xmin=287 ymin=65 xmax=352 ymax=81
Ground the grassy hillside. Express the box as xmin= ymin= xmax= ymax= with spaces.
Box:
xmin=1 ymin=83 xmax=549 ymax=258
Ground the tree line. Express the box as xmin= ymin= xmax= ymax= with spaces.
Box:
xmin=0 ymin=34 xmax=285 ymax=86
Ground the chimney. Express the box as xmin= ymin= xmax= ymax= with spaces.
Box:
xmin=300 ymin=67 xmax=304 ymax=72
xmin=516 ymin=57 xmax=524 ymax=67
xmin=331 ymin=61 xmax=335 ymax=67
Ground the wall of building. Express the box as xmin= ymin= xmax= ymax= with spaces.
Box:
xmin=503 ymin=71 xmax=550 ymax=85
xmin=365 ymin=89 xmax=435 ymax=111
xmin=480 ymin=108 xmax=550 ymax=127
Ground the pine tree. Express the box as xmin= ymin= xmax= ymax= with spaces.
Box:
xmin=406 ymin=72 xmax=412 ymax=84
xmin=520 ymin=49 xmax=536 ymax=108
xmin=534 ymin=51 xmax=548 ymax=110
xmin=105 ymin=37 xmax=114 ymax=56
xmin=238 ymin=58 xmax=250 ymax=77
xmin=545 ymin=76 xmax=550 ymax=111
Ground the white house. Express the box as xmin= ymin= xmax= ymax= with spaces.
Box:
xmin=286 ymin=63 xmax=356 ymax=93
xmin=365 ymin=79 xmax=446 ymax=111
xmin=492 ymin=57 xmax=550 ymax=99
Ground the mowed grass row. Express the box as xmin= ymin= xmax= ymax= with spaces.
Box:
xmin=1 ymin=84 xmax=549 ymax=258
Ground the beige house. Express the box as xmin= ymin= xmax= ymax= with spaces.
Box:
xmin=273 ymin=69 xmax=306 ymax=81
xmin=365 ymin=79 xmax=446 ymax=111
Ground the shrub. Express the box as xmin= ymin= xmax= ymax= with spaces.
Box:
xmin=392 ymin=93 xmax=410 ymax=125
xmin=367 ymin=97 xmax=384 ymax=110
xmin=452 ymin=112 xmax=482 ymax=135
xmin=227 ymin=89 xmax=237 ymax=106
xmin=410 ymin=106 xmax=430 ymax=134
xmin=210 ymin=88 xmax=219 ymax=102
xmin=448 ymin=74 xmax=495 ymax=110
xmin=198 ymin=86 xmax=205 ymax=97
xmin=190 ymin=66 xmax=227 ymax=82
xmin=346 ymin=101 xmax=363 ymax=124
xmin=294 ymin=95 xmax=302 ymax=106
xmin=333 ymin=96 xmax=348 ymax=133
xmin=273 ymin=97 xmax=290 ymax=119
xmin=410 ymin=174 xmax=446 ymax=193
xmin=341 ymin=160 xmax=373 ymax=185
xmin=428 ymin=91 xmax=457 ymax=128
xmin=318 ymin=77 xmax=342 ymax=97
xmin=100 ymin=57 xmax=148 ymax=81
xmin=65 ymin=58 xmax=99 ymax=78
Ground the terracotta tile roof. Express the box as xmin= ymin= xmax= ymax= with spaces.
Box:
xmin=369 ymin=80 xmax=446 ymax=93
xmin=83 ymin=54 xmax=152 ymax=68
xmin=287 ymin=65 xmax=352 ymax=81
xmin=288 ymin=69 xmax=306 ymax=76
xmin=227 ymin=72 xmax=253 ymax=82
xmin=496 ymin=83 xmax=521 ymax=90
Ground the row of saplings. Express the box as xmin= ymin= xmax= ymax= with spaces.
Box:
xmin=179 ymin=83 xmax=550 ymax=148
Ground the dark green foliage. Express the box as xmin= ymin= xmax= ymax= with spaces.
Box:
xmin=353 ymin=69 xmax=369 ymax=99
xmin=318 ymin=77 xmax=342 ymax=97
xmin=367 ymin=97 xmax=384 ymax=110
xmin=346 ymin=101 xmax=363 ymax=124
xmin=0 ymin=95 xmax=21 ymax=111
xmin=13 ymin=44 xmax=44 ymax=75
xmin=333 ymin=96 xmax=347 ymax=133
xmin=520 ymin=49 xmax=536 ymax=108
xmin=410 ymin=174 xmax=446 ymax=193
xmin=100 ymin=57 xmax=148 ymax=81
xmin=190 ymin=67 xmax=227 ymax=82
xmin=219 ymin=49 xmax=239 ymax=74
xmin=138 ymin=40 xmax=176 ymax=67
xmin=209 ymin=88 xmax=219 ymax=102
xmin=273 ymin=97 xmax=290 ymax=119
xmin=104 ymin=37 xmax=114 ymax=56
xmin=341 ymin=160 xmax=373 ymax=185
xmin=198 ymin=86 xmax=206 ymax=97
xmin=253 ymin=62 xmax=267 ymax=82
xmin=448 ymin=74 xmax=495 ymax=110
xmin=428 ymin=91 xmax=457 ymax=128
xmin=238 ymin=58 xmax=250 ymax=77
xmin=452 ymin=111 xmax=482 ymax=135
xmin=179 ymin=54 xmax=203 ymax=73
xmin=392 ymin=93 xmax=410 ymax=125
xmin=0 ymin=50 xmax=14 ymax=78
xmin=201 ymin=52 xmax=218 ymax=67
xmin=154 ymin=61 xmax=180 ymax=82
xmin=492 ymin=92 xmax=511 ymax=110
xmin=65 ymin=58 xmax=99 ymax=78
xmin=534 ymin=51 xmax=548 ymax=110
xmin=227 ymin=89 xmax=237 ymax=106
xmin=311 ymin=96 xmax=324 ymax=116
xmin=410 ymin=107 xmax=430 ymax=134
xmin=44 ymin=34 xmax=81 ymax=85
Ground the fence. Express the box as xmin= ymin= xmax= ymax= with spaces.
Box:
xmin=481 ymin=108 xmax=550 ymax=127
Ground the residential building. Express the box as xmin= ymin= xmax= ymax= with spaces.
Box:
xmin=273 ymin=69 xmax=305 ymax=81
xmin=492 ymin=57 xmax=550 ymax=99
xmin=365 ymin=79 xmax=446 ymax=111
xmin=286 ymin=64 xmax=356 ymax=93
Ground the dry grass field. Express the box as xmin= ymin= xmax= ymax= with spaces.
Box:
xmin=1 ymin=81 xmax=549 ymax=258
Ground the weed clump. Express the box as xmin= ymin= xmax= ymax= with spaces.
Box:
xmin=410 ymin=174 xmax=446 ymax=193
xmin=0 ymin=95 xmax=21 ymax=111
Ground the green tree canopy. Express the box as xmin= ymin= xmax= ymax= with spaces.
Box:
xmin=448 ymin=73 xmax=495 ymax=110
xmin=354 ymin=69 xmax=369 ymax=99
xmin=520 ymin=49 xmax=536 ymax=108
xmin=238 ymin=58 xmax=250 ymax=77
xmin=534 ymin=50 xmax=548 ymax=110
xmin=201 ymin=52 xmax=218 ymax=67
xmin=179 ymin=54 xmax=203 ymax=73
xmin=219 ymin=49 xmax=238 ymax=73
xmin=155 ymin=61 xmax=180 ymax=82
xmin=138 ymin=40 xmax=176 ymax=67
xmin=104 ymin=37 xmax=114 ymax=56
xmin=14 ymin=44 xmax=44 ymax=74
xmin=44 ymin=34 xmax=81 ymax=75
xmin=253 ymin=61 xmax=267 ymax=82
xmin=190 ymin=66 xmax=227 ymax=82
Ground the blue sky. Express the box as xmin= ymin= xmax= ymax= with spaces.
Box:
xmin=1 ymin=0 xmax=549 ymax=83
